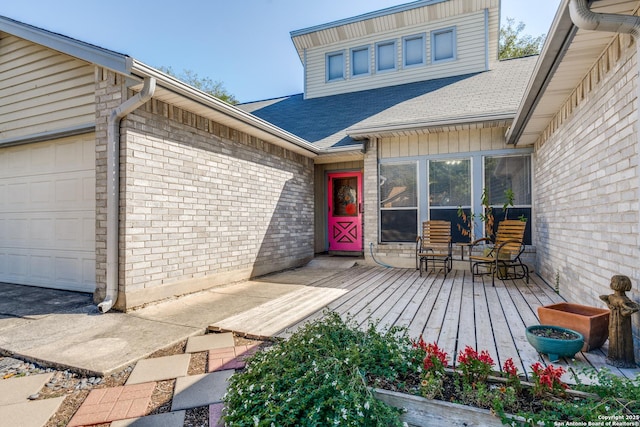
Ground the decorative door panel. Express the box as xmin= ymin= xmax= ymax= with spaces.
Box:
xmin=328 ymin=172 xmax=363 ymax=252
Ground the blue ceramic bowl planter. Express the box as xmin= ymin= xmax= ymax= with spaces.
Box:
xmin=526 ymin=325 xmax=585 ymax=362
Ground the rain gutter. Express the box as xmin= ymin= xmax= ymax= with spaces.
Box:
xmin=98 ymin=77 xmax=156 ymax=313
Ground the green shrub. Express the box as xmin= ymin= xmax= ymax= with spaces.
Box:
xmin=224 ymin=312 xmax=419 ymax=426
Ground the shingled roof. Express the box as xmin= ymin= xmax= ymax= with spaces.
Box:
xmin=239 ymin=55 xmax=538 ymax=150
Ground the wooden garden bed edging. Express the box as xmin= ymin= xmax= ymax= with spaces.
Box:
xmin=373 ymin=388 xmax=518 ymax=427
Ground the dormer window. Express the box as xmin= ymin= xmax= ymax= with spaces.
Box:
xmin=403 ymin=34 xmax=425 ymax=68
xmin=432 ymin=27 xmax=456 ymax=62
xmin=351 ymin=46 xmax=370 ymax=77
xmin=376 ymin=40 xmax=396 ymax=72
xmin=326 ymin=51 xmax=345 ymax=81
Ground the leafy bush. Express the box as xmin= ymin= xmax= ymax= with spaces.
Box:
xmin=224 ymin=312 xmax=420 ymax=426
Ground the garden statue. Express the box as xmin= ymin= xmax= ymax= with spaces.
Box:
xmin=599 ymin=275 xmax=640 ymax=368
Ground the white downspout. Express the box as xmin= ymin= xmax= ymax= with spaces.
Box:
xmin=98 ymin=77 xmax=156 ymax=313
xmin=569 ymin=0 xmax=640 ymax=259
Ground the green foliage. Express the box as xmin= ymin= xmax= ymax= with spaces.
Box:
xmin=224 ymin=312 xmax=419 ymax=426
xmin=499 ymin=18 xmax=546 ymax=60
xmin=157 ymin=66 xmax=238 ymax=104
xmin=512 ymin=368 xmax=640 ymax=426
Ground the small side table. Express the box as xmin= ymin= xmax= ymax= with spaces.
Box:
xmin=457 ymin=243 xmax=473 ymax=261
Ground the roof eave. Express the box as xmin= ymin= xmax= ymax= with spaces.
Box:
xmin=505 ymin=0 xmax=576 ymax=145
xmin=128 ymin=60 xmax=320 ymax=158
xmin=0 ymin=15 xmax=130 ymax=74
xmin=347 ymin=113 xmax=516 ymax=139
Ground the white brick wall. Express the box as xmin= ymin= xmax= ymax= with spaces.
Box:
xmin=95 ymin=77 xmax=314 ymax=309
xmin=119 ymin=102 xmax=314 ymax=301
xmin=534 ymin=36 xmax=640 ymax=362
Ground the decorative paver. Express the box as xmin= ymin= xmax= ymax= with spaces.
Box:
xmin=0 ymin=372 xmax=52 ymax=405
xmin=0 ymin=397 xmax=66 ymax=427
xmin=171 ymin=370 xmax=234 ymax=411
xmin=210 ymin=403 xmax=225 ymax=427
xmin=185 ymin=332 xmax=235 ymax=353
xmin=208 ymin=344 xmax=259 ymax=372
xmin=126 ymin=354 xmax=191 ymax=385
xmin=110 ymin=410 xmax=186 ymax=427
xmin=68 ymin=382 xmax=156 ymax=426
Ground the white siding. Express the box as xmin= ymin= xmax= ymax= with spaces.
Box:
xmin=304 ymin=10 xmax=488 ymax=99
xmin=0 ymin=33 xmax=95 ymax=140
xmin=379 ymin=127 xmax=508 ymax=158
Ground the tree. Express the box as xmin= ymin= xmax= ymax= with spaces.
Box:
xmin=499 ymin=18 xmax=546 ymax=60
xmin=157 ymin=66 xmax=238 ymax=105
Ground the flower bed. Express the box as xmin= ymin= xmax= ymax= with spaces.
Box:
xmin=223 ymin=312 xmax=640 ymax=426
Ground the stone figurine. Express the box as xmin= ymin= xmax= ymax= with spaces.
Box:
xmin=599 ymin=275 xmax=640 ymax=368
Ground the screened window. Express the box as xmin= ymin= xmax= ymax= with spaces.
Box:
xmin=351 ymin=47 xmax=370 ymax=76
xmin=403 ymin=34 xmax=425 ymax=67
xmin=484 ymin=155 xmax=532 ymax=244
xmin=327 ymin=52 xmax=344 ymax=81
xmin=376 ymin=41 xmax=396 ymax=72
xmin=432 ymin=27 xmax=456 ymax=62
xmin=380 ymin=162 xmax=418 ymax=242
xmin=429 ymin=159 xmax=471 ymax=242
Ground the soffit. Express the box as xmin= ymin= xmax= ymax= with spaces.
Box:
xmin=290 ymin=0 xmax=498 ymax=62
xmin=509 ymin=0 xmax=639 ymax=146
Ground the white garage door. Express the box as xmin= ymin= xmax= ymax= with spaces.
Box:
xmin=0 ymin=134 xmax=96 ymax=292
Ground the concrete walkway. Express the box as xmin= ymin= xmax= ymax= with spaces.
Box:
xmin=0 ymin=257 xmax=358 ymax=426
xmin=0 ymin=257 xmax=355 ymax=376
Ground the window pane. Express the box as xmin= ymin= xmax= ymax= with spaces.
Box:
xmin=380 ymin=163 xmax=417 ymax=208
xmin=404 ymin=36 xmax=424 ymax=66
xmin=490 ymin=208 xmax=532 ymax=245
xmin=328 ymin=53 xmax=344 ymax=80
xmin=377 ymin=42 xmax=395 ymax=71
xmin=352 ymin=48 xmax=369 ymax=76
xmin=430 ymin=208 xmax=470 ymax=243
xmin=429 ymin=159 xmax=470 ymax=207
xmin=433 ymin=30 xmax=454 ymax=61
xmin=484 ymin=156 xmax=532 ymax=205
xmin=381 ymin=210 xmax=417 ymax=242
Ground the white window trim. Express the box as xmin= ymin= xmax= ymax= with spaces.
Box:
xmin=350 ymin=45 xmax=371 ymax=78
xmin=326 ymin=50 xmax=345 ymax=82
xmin=375 ymin=40 xmax=397 ymax=73
xmin=431 ymin=26 xmax=457 ymax=64
xmin=402 ymin=33 xmax=426 ymax=68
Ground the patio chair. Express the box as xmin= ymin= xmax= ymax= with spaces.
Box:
xmin=469 ymin=219 xmax=529 ymax=286
xmin=415 ymin=220 xmax=452 ymax=276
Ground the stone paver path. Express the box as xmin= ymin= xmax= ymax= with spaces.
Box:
xmin=68 ymin=382 xmax=156 ymax=426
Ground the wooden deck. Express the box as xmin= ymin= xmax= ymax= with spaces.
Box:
xmin=211 ymin=264 xmax=639 ymax=383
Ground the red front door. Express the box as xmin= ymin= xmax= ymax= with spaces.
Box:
xmin=328 ymin=172 xmax=363 ymax=252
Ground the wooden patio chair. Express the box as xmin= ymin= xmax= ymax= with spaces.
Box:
xmin=415 ymin=220 xmax=452 ymax=276
xmin=469 ymin=219 xmax=529 ymax=286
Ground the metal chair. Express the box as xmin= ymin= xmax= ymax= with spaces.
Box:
xmin=416 ymin=220 xmax=452 ymax=276
xmin=469 ymin=219 xmax=529 ymax=286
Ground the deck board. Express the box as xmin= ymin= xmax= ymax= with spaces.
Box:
xmin=209 ymin=263 xmax=639 ymax=380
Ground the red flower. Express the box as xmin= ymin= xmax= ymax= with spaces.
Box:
xmin=503 ymin=358 xmax=518 ymax=377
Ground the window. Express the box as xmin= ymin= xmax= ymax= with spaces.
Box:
xmin=376 ymin=41 xmax=396 ymax=72
xmin=351 ymin=46 xmax=370 ymax=77
xmin=432 ymin=27 xmax=456 ymax=62
xmin=484 ymin=155 xmax=532 ymax=244
xmin=403 ymin=34 xmax=425 ymax=67
xmin=379 ymin=162 xmax=418 ymax=242
xmin=429 ymin=159 xmax=471 ymax=242
xmin=326 ymin=51 xmax=345 ymax=81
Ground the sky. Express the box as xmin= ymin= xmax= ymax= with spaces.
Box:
xmin=1 ymin=1 xmax=561 ymax=103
